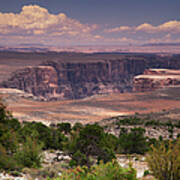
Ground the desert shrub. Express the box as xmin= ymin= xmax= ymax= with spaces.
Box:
xmin=165 ymin=120 xmax=174 ymax=127
xmin=175 ymin=120 xmax=180 ymax=128
xmin=4 ymin=118 xmax=21 ymax=132
xmin=70 ymin=150 xmax=88 ymax=167
xmin=32 ymin=122 xmax=52 ymax=144
xmin=116 ymin=117 xmax=142 ymax=126
xmin=57 ymin=122 xmax=71 ymax=134
xmin=118 ymin=127 xmax=148 ymax=154
xmin=18 ymin=122 xmax=50 ymax=147
xmin=15 ymin=136 xmax=43 ymax=168
xmin=0 ymin=130 xmax=18 ymax=153
xmin=77 ymin=124 xmax=106 ymax=156
xmin=18 ymin=122 xmax=67 ymax=150
xmin=144 ymin=120 xmax=161 ymax=126
xmin=64 ymin=123 xmax=116 ymax=166
xmin=177 ymin=133 xmax=180 ymax=138
xmin=0 ymin=101 xmax=20 ymax=131
xmin=59 ymin=160 xmax=137 ymax=180
xmin=97 ymin=147 xmax=116 ymax=163
xmin=72 ymin=122 xmax=83 ymax=131
xmin=63 ymin=130 xmax=80 ymax=154
xmin=143 ymin=170 xmax=150 ymax=177
xmin=146 ymin=139 xmax=180 ymax=180
xmin=49 ymin=129 xmax=67 ymax=150
xmin=0 ymin=101 xmax=45 ymax=170
xmin=0 ymin=101 xmax=11 ymax=122
xmin=18 ymin=122 xmax=39 ymax=141
xmin=78 ymin=124 xmax=116 ymax=163
xmin=0 ymin=101 xmax=20 ymax=168
xmin=0 ymin=144 xmax=21 ymax=171
xmin=0 ymin=101 xmax=21 ymax=152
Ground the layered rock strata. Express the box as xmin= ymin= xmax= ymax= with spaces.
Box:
xmin=1 ymin=55 xmax=180 ymax=100
xmin=1 ymin=66 xmax=58 ymax=99
xmin=133 ymin=69 xmax=180 ymax=92
xmin=0 ymin=59 xmax=145 ymax=100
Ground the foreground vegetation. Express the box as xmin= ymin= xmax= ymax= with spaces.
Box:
xmin=57 ymin=160 xmax=137 ymax=180
xmin=1 ymin=101 xmax=180 ymax=179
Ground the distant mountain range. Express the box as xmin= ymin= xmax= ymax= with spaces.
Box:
xmin=143 ymin=43 xmax=180 ymax=47
xmin=0 ymin=43 xmax=180 ymax=53
xmin=0 ymin=46 xmax=49 ymax=53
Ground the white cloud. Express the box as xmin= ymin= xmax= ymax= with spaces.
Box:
xmin=105 ymin=20 xmax=180 ymax=34
xmin=0 ymin=5 xmax=97 ymax=38
xmin=135 ymin=23 xmax=155 ymax=32
xmin=0 ymin=5 xmax=179 ymax=45
xmin=105 ymin=26 xmax=131 ymax=33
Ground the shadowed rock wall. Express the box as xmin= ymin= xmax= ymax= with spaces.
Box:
xmin=1 ymin=55 xmax=180 ymax=100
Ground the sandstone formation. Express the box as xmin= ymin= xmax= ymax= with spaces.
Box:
xmin=1 ymin=66 xmax=58 ymax=100
xmin=0 ymin=59 xmax=145 ymax=100
xmin=1 ymin=54 xmax=180 ymax=100
xmin=133 ymin=69 xmax=180 ymax=92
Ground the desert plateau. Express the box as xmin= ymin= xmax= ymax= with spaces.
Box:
xmin=1 ymin=1 xmax=180 ymax=179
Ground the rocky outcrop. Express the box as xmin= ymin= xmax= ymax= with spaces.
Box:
xmin=0 ymin=59 xmax=145 ymax=100
xmin=133 ymin=69 xmax=180 ymax=92
xmin=1 ymin=66 xmax=59 ymax=100
xmin=1 ymin=54 xmax=180 ymax=100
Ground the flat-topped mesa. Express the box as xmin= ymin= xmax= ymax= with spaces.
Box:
xmin=144 ymin=69 xmax=180 ymax=75
xmin=133 ymin=69 xmax=180 ymax=92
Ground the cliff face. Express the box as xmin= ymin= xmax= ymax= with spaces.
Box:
xmin=1 ymin=66 xmax=59 ymax=99
xmin=1 ymin=59 xmax=146 ymax=100
xmin=1 ymin=55 xmax=180 ymax=100
xmin=133 ymin=69 xmax=180 ymax=92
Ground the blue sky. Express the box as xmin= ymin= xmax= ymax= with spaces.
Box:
xmin=0 ymin=0 xmax=179 ymax=46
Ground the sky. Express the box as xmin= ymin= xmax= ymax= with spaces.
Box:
xmin=0 ymin=0 xmax=180 ymax=46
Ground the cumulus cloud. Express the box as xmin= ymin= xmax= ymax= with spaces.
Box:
xmin=1 ymin=5 xmax=179 ymax=45
xmin=105 ymin=20 xmax=180 ymax=34
xmin=0 ymin=5 xmax=97 ymax=38
xmin=105 ymin=26 xmax=131 ymax=33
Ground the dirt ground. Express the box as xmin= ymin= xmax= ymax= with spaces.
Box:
xmin=1 ymin=87 xmax=180 ymax=125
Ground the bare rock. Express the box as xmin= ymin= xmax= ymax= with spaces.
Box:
xmin=133 ymin=69 xmax=180 ymax=92
xmin=43 ymin=150 xmax=71 ymax=165
xmin=2 ymin=57 xmax=180 ymax=100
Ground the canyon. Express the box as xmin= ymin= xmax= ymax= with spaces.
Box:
xmin=1 ymin=52 xmax=180 ymax=126
xmin=1 ymin=52 xmax=180 ymax=100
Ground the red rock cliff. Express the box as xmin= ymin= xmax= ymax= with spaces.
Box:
xmin=133 ymin=69 xmax=180 ymax=92
xmin=1 ymin=66 xmax=59 ymax=99
xmin=2 ymin=55 xmax=180 ymax=100
xmin=1 ymin=59 xmax=145 ymax=100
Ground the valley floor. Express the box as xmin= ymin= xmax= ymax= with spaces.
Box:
xmin=1 ymin=87 xmax=180 ymax=125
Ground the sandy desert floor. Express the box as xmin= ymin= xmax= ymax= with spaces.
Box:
xmin=1 ymin=86 xmax=180 ymax=125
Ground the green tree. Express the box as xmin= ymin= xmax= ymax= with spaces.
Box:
xmin=0 ymin=144 xmax=21 ymax=171
xmin=118 ymin=127 xmax=147 ymax=154
xmin=18 ymin=122 xmax=64 ymax=150
xmin=0 ymin=101 xmax=21 ymax=154
xmin=0 ymin=130 xmax=18 ymax=153
xmin=49 ymin=129 xmax=67 ymax=150
xmin=65 ymin=124 xmax=116 ymax=166
xmin=72 ymin=122 xmax=83 ymax=131
xmin=57 ymin=122 xmax=71 ymax=134
xmin=15 ymin=136 xmax=43 ymax=168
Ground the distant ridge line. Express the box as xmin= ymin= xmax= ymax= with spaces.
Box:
xmin=142 ymin=43 xmax=180 ymax=47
